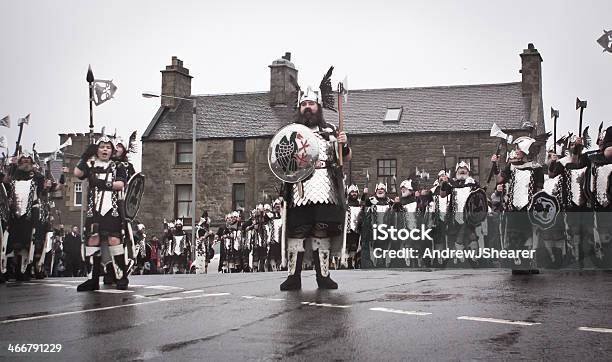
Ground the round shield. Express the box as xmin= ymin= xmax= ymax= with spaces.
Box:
xmin=463 ymin=188 xmax=488 ymax=226
xmin=268 ymin=123 xmax=319 ymax=183
xmin=528 ymin=190 xmax=560 ymax=230
xmin=123 ymin=172 xmax=145 ymax=221
xmin=0 ymin=184 xmax=9 ymax=222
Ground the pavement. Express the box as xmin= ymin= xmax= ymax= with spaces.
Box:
xmin=1 ymin=269 xmax=611 ymax=361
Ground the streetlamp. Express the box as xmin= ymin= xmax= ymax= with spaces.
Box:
xmin=143 ymin=92 xmax=197 ymax=252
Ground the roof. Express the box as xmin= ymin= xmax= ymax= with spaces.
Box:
xmin=142 ymin=82 xmax=530 ymax=141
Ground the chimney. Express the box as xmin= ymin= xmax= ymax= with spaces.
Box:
xmin=161 ymin=56 xmax=193 ymax=108
xmin=269 ymin=52 xmax=298 ymax=106
xmin=519 ymin=43 xmax=543 ymax=97
xmin=519 ymin=43 xmax=545 ymax=149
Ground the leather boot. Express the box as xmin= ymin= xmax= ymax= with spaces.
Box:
xmin=280 ymin=251 xmax=303 ymax=291
xmin=314 ymin=249 xmax=338 ymax=289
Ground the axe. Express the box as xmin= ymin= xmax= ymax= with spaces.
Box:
xmin=576 ymin=98 xmax=587 ymax=136
xmin=551 ymin=107 xmax=559 ymax=154
xmin=487 ymin=123 xmax=513 ymax=183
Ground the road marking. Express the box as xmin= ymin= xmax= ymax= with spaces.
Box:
xmin=0 ymin=293 xmax=231 ymax=324
xmin=157 ymin=297 xmax=182 ymax=301
xmin=301 ymin=302 xmax=351 ymax=308
xmin=182 ymin=293 xmax=231 ymax=300
xmin=370 ymin=307 xmax=432 ymax=316
xmin=95 ymin=289 xmax=134 ymax=294
xmin=144 ymin=285 xmax=184 ymax=291
xmin=578 ymin=327 xmax=612 ymax=334
xmin=242 ymin=295 xmax=285 ymax=301
xmin=457 ymin=316 xmax=540 ymax=326
xmin=181 ymin=290 xmax=204 ymax=294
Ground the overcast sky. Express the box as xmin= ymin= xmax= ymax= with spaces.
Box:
xmin=1 ymin=0 xmax=611 ymax=171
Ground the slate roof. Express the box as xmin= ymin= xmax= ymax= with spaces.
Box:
xmin=142 ymin=82 xmax=530 ymax=141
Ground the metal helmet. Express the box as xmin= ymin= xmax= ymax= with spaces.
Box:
xmin=400 ymin=179 xmax=413 ymax=191
xmin=299 ymin=86 xmax=320 ymax=106
xmin=347 ymin=184 xmax=359 ymax=194
xmin=513 ymin=136 xmax=536 ymax=155
xmin=455 ymin=160 xmax=471 ymax=172
xmin=375 ymin=183 xmax=387 ymax=191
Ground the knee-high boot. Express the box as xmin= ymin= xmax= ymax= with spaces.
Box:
xmin=77 ymin=247 xmax=101 ymax=291
xmin=280 ymin=249 xmax=304 ymax=291
xmin=109 ymin=244 xmax=129 ymax=290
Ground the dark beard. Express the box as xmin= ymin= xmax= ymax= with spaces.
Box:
xmin=297 ymin=108 xmax=323 ymax=128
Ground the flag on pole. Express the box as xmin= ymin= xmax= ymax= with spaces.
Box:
xmin=18 ymin=114 xmax=30 ymax=125
xmin=93 ymin=79 xmax=117 ymax=106
xmin=0 ymin=115 xmax=9 ymax=128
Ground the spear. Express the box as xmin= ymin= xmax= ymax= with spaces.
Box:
xmin=87 ymin=65 xmax=95 ymax=144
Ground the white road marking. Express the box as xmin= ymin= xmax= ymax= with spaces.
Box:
xmin=181 ymin=290 xmax=204 ymax=294
xmin=144 ymin=285 xmax=184 ymax=291
xmin=457 ymin=316 xmax=540 ymax=326
xmin=578 ymin=326 xmax=612 ymax=334
xmin=241 ymin=295 xmax=285 ymax=301
xmin=301 ymin=302 xmax=351 ymax=308
xmin=95 ymin=289 xmax=134 ymax=294
xmin=182 ymin=293 xmax=231 ymax=300
xmin=0 ymin=293 xmax=231 ymax=324
xmin=369 ymin=307 xmax=432 ymax=316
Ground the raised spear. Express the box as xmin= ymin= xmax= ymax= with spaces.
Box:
xmin=87 ymin=65 xmax=95 ymax=144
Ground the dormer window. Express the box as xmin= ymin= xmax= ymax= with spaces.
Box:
xmin=384 ymin=107 xmax=402 ymax=122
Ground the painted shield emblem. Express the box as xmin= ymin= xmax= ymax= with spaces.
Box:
xmin=268 ymin=123 xmax=319 ymax=183
xmin=463 ymin=188 xmax=488 ymax=226
xmin=123 ymin=172 xmax=145 ymax=221
xmin=528 ymin=190 xmax=560 ymax=230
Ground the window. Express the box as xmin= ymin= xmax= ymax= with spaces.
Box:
xmin=74 ymin=182 xmax=82 ymax=206
xmin=232 ymin=183 xmax=245 ymax=211
xmin=384 ymin=107 xmax=402 ymax=122
xmin=458 ymin=157 xmax=480 ymax=178
xmin=175 ymin=185 xmax=192 ymax=221
xmin=176 ymin=142 xmax=192 ymax=164
xmin=233 ymin=139 xmax=246 ymax=163
xmin=377 ymin=159 xmax=397 ymax=193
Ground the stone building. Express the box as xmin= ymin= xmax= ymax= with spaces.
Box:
xmin=141 ymin=44 xmax=545 ymax=235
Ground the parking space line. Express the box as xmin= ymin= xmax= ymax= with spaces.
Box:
xmin=241 ymin=295 xmax=285 ymax=301
xmin=95 ymin=289 xmax=134 ymax=294
xmin=181 ymin=290 xmax=204 ymax=294
xmin=370 ymin=307 xmax=432 ymax=316
xmin=578 ymin=327 xmax=612 ymax=334
xmin=457 ymin=316 xmax=540 ymax=326
xmin=301 ymin=302 xmax=351 ymax=308
xmin=0 ymin=293 xmax=232 ymax=324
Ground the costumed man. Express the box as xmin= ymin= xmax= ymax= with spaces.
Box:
xmin=244 ymin=205 xmax=269 ymax=272
xmin=101 ymin=133 xmax=137 ymax=282
xmin=535 ymin=143 xmax=567 ymax=268
xmin=585 ymin=124 xmax=612 ymax=268
xmin=171 ymin=219 xmax=190 ymax=274
xmin=492 ymin=134 xmax=549 ymax=274
xmin=548 ymin=131 xmax=591 ymax=267
xmin=267 ymin=199 xmax=283 ymax=271
xmin=344 ymin=185 xmax=363 ymax=269
xmin=194 ymin=211 xmax=213 ymax=273
xmin=361 ymin=183 xmax=392 ymax=268
xmin=431 ymin=170 xmax=452 ymax=267
xmin=399 ymin=179 xmax=420 ymax=267
xmin=4 ymin=152 xmax=55 ymax=280
xmin=278 ymin=71 xmax=351 ymax=290
xmin=74 ymin=135 xmax=129 ymax=291
xmin=133 ymin=223 xmax=147 ymax=274
xmin=385 ymin=180 xmax=410 ymax=268
xmin=446 ymin=161 xmax=481 ymax=265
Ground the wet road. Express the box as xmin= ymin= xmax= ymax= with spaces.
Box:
xmin=1 ymin=269 xmax=611 ymax=361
